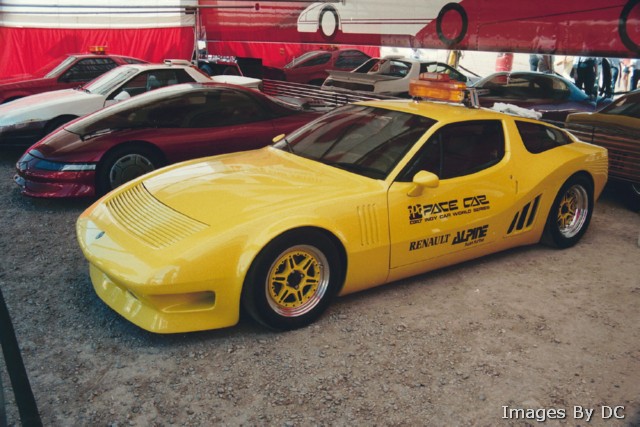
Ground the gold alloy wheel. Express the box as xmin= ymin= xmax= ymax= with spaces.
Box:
xmin=265 ymin=244 xmax=330 ymax=317
xmin=556 ymin=184 xmax=589 ymax=239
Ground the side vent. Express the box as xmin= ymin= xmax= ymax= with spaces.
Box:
xmin=357 ymin=204 xmax=380 ymax=246
xmin=507 ymin=195 xmax=541 ymax=235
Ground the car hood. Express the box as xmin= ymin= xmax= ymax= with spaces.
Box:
xmin=0 ymin=89 xmax=104 ymax=126
xmin=139 ymin=146 xmax=380 ymax=226
xmin=566 ymin=112 xmax=640 ymax=131
xmin=0 ymin=76 xmax=50 ymax=90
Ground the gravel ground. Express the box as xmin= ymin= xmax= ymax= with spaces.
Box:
xmin=0 ymin=146 xmax=639 ymax=427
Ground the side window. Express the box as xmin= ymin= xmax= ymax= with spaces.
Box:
xmin=398 ymin=120 xmax=505 ymax=181
xmin=516 ymin=121 xmax=572 ymax=154
xmin=59 ymin=58 xmax=118 ymax=82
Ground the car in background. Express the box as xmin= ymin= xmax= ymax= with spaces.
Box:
xmin=0 ymin=60 xmax=213 ymax=148
xmin=263 ymin=49 xmax=371 ymax=86
xmin=15 ymin=82 xmax=321 ymax=198
xmin=321 ymin=56 xmax=469 ymax=96
xmin=0 ymin=50 xmax=147 ymax=104
xmin=472 ymin=71 xmax=612 ymax=123
xmin=566 ymin=89 xmax=640 ymax=210
xmin=76 ymin=77 xmax=607 ymax=333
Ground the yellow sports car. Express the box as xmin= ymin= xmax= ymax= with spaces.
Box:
xmin=77 ymin=83 xmax=608 ymax=333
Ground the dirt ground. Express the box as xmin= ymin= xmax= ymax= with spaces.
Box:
xmin=0 ymin=146 xmax=638 ymax=427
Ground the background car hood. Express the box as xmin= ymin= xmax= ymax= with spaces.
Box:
xmin=0 ymin=89 xmax=104 ymax=125
xmin=141 ymin=147 xmax=380 ymax=225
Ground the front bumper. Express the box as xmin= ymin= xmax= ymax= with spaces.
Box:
xmin=76 ymin=205 xmax=243 ymax=333
xmin=15 ymin=153 xmax=96 ymax=198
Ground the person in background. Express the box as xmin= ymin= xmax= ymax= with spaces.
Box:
xmin=608 ymin=58 xmax=620 ymax=94
xmin=495 ymin=52 xmax=513 ymax=72
xmin=630 ymin=59 xmax=640 ymax=91
xmin=599 ymin=58 xmax=613 ymax=98
xmin=574 ymin=57 xmax=598 ymax=97
xmin=620 ymin=58 xmax=631 ymax=92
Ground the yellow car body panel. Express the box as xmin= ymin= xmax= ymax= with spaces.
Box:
xmin=77 ymin=99 xmax=608 ymax=333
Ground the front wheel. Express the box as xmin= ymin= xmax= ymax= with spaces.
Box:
xmin=96 ymin=145 xmax=162 ymax=195
xmin=242 ymin=229 xmax=343 ymax=330
xmin=542 ymin=175 xmax=593 ymax=248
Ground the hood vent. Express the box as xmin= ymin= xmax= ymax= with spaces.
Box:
xmin=106 ymin=183 xmax=209 ymax=249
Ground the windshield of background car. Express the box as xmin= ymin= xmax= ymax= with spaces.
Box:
xmin=66 ymin=85 xmax=273 ymax=135
xmin=478 ymin=74 xmax=577 ymax=100
xmin=284 ymin=51 xmax=329 ymax=68
xmin=598 ymin=92 xmax=640 ymax=118
xmin=39 ymin=56 xmax=76 ymax=78
xmin=275 ymin=104 xmax=436 ymax=179
xmin=82 ymin=67 xmax=138 ymax=95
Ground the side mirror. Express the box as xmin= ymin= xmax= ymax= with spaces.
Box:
xmin=272 ymin=133 xmax=286 ymax=144
xmin=113 ymin=91 xmax=131 ymax=102
xmin=407 ymin=170 xmax=439 ymax=197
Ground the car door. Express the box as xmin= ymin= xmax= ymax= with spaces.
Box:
xmin=387 ymin=119 xmax=516 ymax=269
xmin=152 ymin=88 xmax=277 ymax=162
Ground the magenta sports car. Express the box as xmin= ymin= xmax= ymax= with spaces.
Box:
xmin=15 ymin=82 xmax=322 ymax=198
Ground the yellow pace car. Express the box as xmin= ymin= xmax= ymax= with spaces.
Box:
xmin=76 ymin=83 xmax=608 ymax=333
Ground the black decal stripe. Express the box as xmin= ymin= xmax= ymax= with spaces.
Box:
xmin=526 ymin=196 xmax=541 ymax=227
xmin=507 ymin=212 xmax=519 ymax=234
xmin=516 ymin=203 xmax=531 ymax=230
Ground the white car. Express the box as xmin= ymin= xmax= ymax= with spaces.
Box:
xmin=297 ymin=0 xmax=461 ymax=39
xmin=0 ymin=60 xmax=215 ymax=148
xmin=322 ymin=56 xmax=470 ymax=97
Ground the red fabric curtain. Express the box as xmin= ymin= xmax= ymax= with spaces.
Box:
xmin=0 ymin=26 xmax=195 ymax=78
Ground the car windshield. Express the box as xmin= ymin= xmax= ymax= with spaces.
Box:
xmin=275 ymin=104 xmax=436 ymax=179
xmin=82 ymin=66 xmax=139 ymax=95
xmin=598 ymin=91 xmax=640 ymax=118
xmin=284 ymin=51 xmax=323 ymax=69
xmin=38 ymin=56 xmax=77 ymax=78
xmin=66 ymin=84 xmax=199 ymax=136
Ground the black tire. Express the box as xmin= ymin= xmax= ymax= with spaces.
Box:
xmin=43 ymin=115 xmax=76 ymax=137
xmin=242 ymin=229 xmax=343 ymax=330
xmin=625 ymin=182 xmax=640 ymax=211
xmin=96 ymin=144 xmax=163 ymax=195
xmin=318 ymin=7 xmax=339 ymax=40
xmin=542 ymin=174 xmax=593 ymax=249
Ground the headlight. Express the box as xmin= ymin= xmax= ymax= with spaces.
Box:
xmin=19 ymin=150 xmax=96 ymax=172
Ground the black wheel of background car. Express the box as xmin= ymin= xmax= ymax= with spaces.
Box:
xmin=318 ymin=7 xmax=339 ymax=40
xmin=542 ymin=174 xmax=593 ymax=249
xmin=619 ymin=0 xmax=640 ymax=54
xmin=241 ymin=229 xmax=343 ymax=331
xmin=435 ymin=3 xmax=468 ymax=47
xmin=43 ymin=115 xmax=76 ymax=137
xmin=96 ymin=144 xmax=163 ymax=195
xmin=626 ymin=182 xmax=640 ymax=211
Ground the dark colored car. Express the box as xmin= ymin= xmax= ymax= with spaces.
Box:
xmin=0 ymin=52 xmax=147 ymax=104
xmin=472 ymin=71 xmax=612 ymax=123
xmin=263 ymin=49 xmax=371 ymax=85
xmin=15 ymin=83 xmax=322 ymax=198
xmin=566 ymin=89 xmax=640 ymax=210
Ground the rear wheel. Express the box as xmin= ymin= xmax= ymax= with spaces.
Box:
xmin=543 ymin=175 xmax=593 ymax=248
xmin=242 ymin=229 xmax=342 ymax=330
xmin=43 ymin=115 xmax=76 ymax=137
xmin=96 ymin=144 xmax=163 ymax=195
